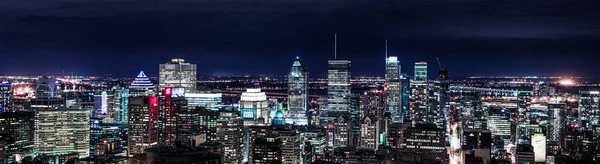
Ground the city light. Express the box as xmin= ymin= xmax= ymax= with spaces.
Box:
xmin=559 ymin=79 xmax=575 ymax=86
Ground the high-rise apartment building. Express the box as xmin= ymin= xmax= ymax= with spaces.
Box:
xmin=287 ymin=57 xmax=309 ymax=126
xmin=128 ymin=96 xmax=159 ymax=156
xmin=385 ymin=56 xmax=402 ymax=123
xmin=216 ymin=111 xmax=244 ymax=164
xmin=579 ymin=91 xmax=600 ymax=130
xmin=159 ymin=59 xmax=197 ymax=94
xmin=327 ymin=60 xmax=351 ymax=117
xmin=411 ymin=62 xmax=428 ymax=124
xmin=35 ymin=105 xmax=90 ymax=158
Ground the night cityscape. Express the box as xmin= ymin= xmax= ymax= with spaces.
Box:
xmin=1 ymin=0 xmax=600 ymax=164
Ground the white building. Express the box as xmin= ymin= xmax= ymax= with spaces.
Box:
xmin=239 ymin=88 xmax=269 ymax=125
xmin=185 ymin=93 xmax=222 ymax=110
xmin=159 ymin=59 xmax=197 ymax=94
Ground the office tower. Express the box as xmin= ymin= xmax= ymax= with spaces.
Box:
xmin=349 ymin=94 xmax=361 ymax=146
xmin=239 ymin=88 xmax=269 ymax=126
xmin=487 ymin=107 xmax=511 ymax=145
xmin=327 ymin=60 xmax=351 ymax=117
xmin=411 ymin=61 xmax=429 ymax=124
xmin=531 ymin=134 xmax=546 ymax=163
xmin=184 ymin=93 xmax=222 ymax=110
xmin=385 ymin=56 xmax=402 ymax=123
xmin=333 ymin=115 xmax=351 ymax=147
xmin=128 ymin=96 xmax=159 ymax=156
xmin=579 ymin=91 xmax=600 ymax=130
xmin=129 ymin=71 xmax=155 ymax=96
xmin=197 ymin=110 xmax=219 ymax=141
xmin=93 ymin=91 xmax=114 ymax=118
xmin=0 ymin=111 xmax=34 ymax=163
xmin=252 ymin=136 xmax=282 ymax=164
xmin=89 ymin=118 xmax=128 ymax=156
xmin=361 ymin=89 xmax=384 ymax=118
xmin=216 ymin=111 xmax=244 ymax=164
xmin=517 ymin=91 xmax=533 ymax=124
xmin=0 ymin=83 xmax=13 ymax=112
xmin=400 ymin=74 xmax=411 ymax=123
xmin=35 ymin=76 xmax=62 ymax=99
xmin=515 ymin=144 xmax=535 ymax=164
xmin=159 ymin=59 xmax=197 ymax=94
xmin=272 ymin=130 xmax=302 ymax=164
xmin=432 ymin=69 xmax=450 ymax=129
xmin=113 ymin=87 xmax=129 ymax=123
xmin=317 ymin=98 xmax=328 ymax=126
xmin=386 ymin=123 xmax=408 ymax=148
xmin=35 ymin=105 xmax=90 ymax=158
xmin=516 ymin=124 xmax=543 ymax=144
xmin=359 ymin=116 xmax=379 ymax=150
xmin=403 ymin=124 xmax=447 ymax=163
xmin=247 ymin=125 xmax=271 ymax=163
xmin=176 ymin=108 xmax=203 ymax=147
xmin=461 ymin=130 xmax=491 ymax=164
xmin=287 ymin=57 xmax=309 ymax=126
xmin=158 ymin=87 xmax=187 ymax=147
xmin=547 ymin=103 xmax=566 ymax=142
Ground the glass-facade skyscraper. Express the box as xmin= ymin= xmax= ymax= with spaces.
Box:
xmin=411 ymin=61 xmax=428 ymax=124
xmin=579 ymin=91 xmax=600 ymax=130
xmin=159 ymin=59 xmax=197 ymax=94
xmin=327 ymin=60 xmax=351 ymax=117
xmin=385 ymin=56 xmax=402 ymax=123
xmin=0 ymin=83 xmax=13 ymax=113
xmin=287 ymin=57 xmax=309 ymax=126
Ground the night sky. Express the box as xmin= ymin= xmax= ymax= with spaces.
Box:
xmin=1 ymin=0 xmax=599 ymax=77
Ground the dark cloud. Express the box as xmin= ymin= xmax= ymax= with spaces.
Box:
xmin=0 ymin=0 xmax=599 ymax=77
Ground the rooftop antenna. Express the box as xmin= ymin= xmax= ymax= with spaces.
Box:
xmin=436 ymin=57 xmax=445 ymax=70
xmin=334 ymin=34 xmax=337 ymax=59
xmin=385 ymin=40 xmax=388 ymax=59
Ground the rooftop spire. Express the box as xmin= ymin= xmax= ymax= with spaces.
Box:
xmin=334 ymin=34 xmax=337 ymax=59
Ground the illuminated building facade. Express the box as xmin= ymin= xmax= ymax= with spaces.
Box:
xmin=129 ymin=71 xmax=155 ymax=96
xmin=35 ymin=105 xmax=90 ymax=158
xmin=327 ymin=60 xmax=351 ymax=116
xmin=403 ymin=124 xmax=446 ymax=163
xmin=216 ymin=111 xmax=244 ymax=164
xmin=0 ymin=111 xmax=34 ymax=162
xmin=461 ymin=130 xmax=491 ymax=164
xmin=579 ymin=91 xmax=600 ymax=130
xmin=0 ymin=83 xmax=13 ymax=113
xmin=361 ymin=89 xmax=384 ymax=119
xmin=359 ymin=116 xmax=379 ymax=150
xmin=272 ymin=130 xmax=302 ymax=164
xmin=432 ymin=69 xmax=450 ymax=129
xmin=385 ymin=56 xmax=402 ymax=123
xmin=287 ymin=57 xmax=309 ymax=126
xmin=400 ymin=74 xmax=411 ymax=123
xmin=239 ymin=88 xmax=269 ymax=125
xmin=93 ymin=91 xmax=114 ymax=118
xmin=349 ymin=94 xmax=361 ymax=146
xmin=159 ymin=59 xmax=197 ymax=94
xmin=517 ymin=91 xmax=533 ymax=124
xmin=487 ymin=107 xmax=511 ymax=144
xmin=411 ymin=61 xmax=429 ymax=124
xmin=184 ymin=93 xmax=222 ymax=110
xmin=547 ymin=103 xmax=566 ymax=142
xmin=158 ymin=87 xmax=187 ymax=147
xmin=247 ymin=125 xmax=271 ymax=163
xmin=128 ymin=96 xmax=159 ymax=156
xmin=333 ymin=115 xmax=351 ymax=147
xmin=113 ymin=87 xmax=129 ymax=123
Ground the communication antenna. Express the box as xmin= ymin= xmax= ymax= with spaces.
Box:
xmin=334 ymin=34 xmax=337 ymax=59
xmin=385 ymin=40 xmax=388 ymax=59
xmin=436 ymin=57 xmax=445 ymax=70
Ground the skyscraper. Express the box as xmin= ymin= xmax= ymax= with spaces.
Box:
xmin=113 ymin=87 xmax=129 ymax=123
xmin=385 ymin=56 xmax=402 ymax=123
xmin=327 ymin=60 xmax=351 ymax=117
xmin=547 ymin=103 xmax=566 ymax=142
xmin=411 ymin=61 xmax=428 ymax=124
xmin=159 ymin=59 xmax=197 ymax=94
xmin=216 ymin=111 xmax=244 ymax=164
xmin=35 ymin=76 xmax=62 ymax=99
xmin=0 ymin=111 xmax=34 ymax=162
xmin=128 ymin=96 xmax=159 ymax=156
xmin=35 ymin=105 xmax=90 ymax=158
xmin=0 ymin=83 xmax=13 ymax=113
xmin=359 ymin=115 xmax=379 ymax=150
xmin=287 ymin=57 xmax=309 ymax=126
xmin=129 ymin=71 xmax=155 ymax=96
xmin=579 ymin=91 xmax=600 ymax=130
xmin=239 ymin=88 xmax=269 ymax=125
xmin=158 ymin=87 xmax=188 ymax=147
xmin=433 ymin=69 xmax=450 ymax=129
